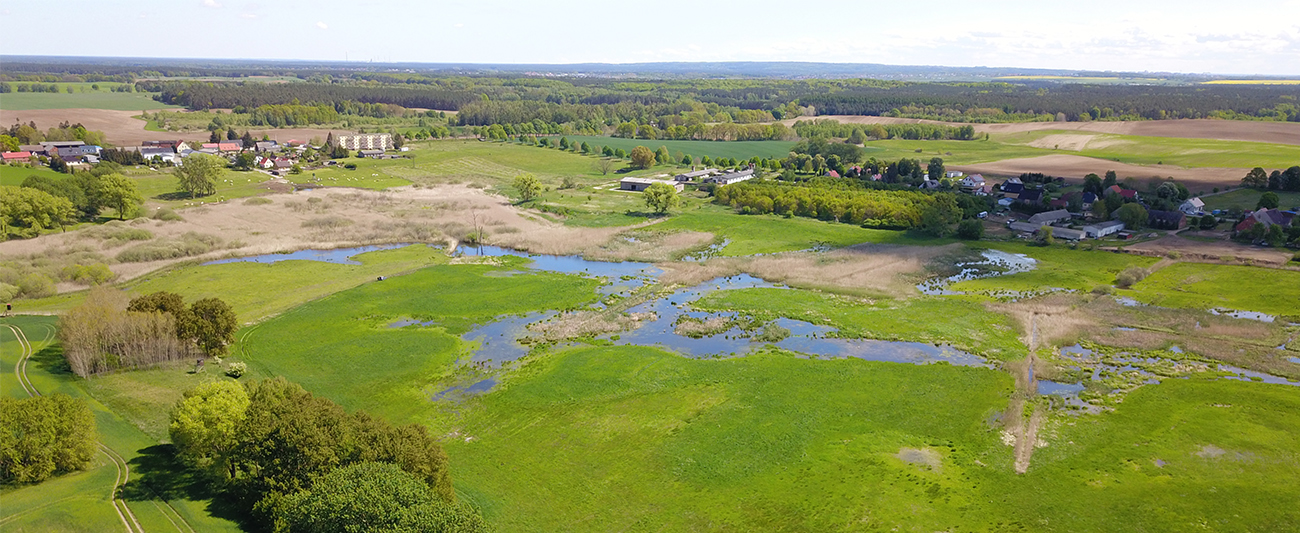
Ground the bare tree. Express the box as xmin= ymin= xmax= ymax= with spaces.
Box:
xmin=595 ymin=158 xmax=614 ymax=175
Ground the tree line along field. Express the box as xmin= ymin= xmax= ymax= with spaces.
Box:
xmin=4 ymin=136 xmax=1300 ymax=531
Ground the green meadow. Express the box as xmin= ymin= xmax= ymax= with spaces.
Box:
xmin=1126 ymin=262 xmax=1300 ymax=317
xmin=0 ymin=83 xmax=179 ymax=111
xmin=952 ymin=243 xmax=1161 ymax=294
xmin=1202 ymin=188 xmax=1300 ymax=212
xmin=1002 ymin=130 xmax=1300 ymax=169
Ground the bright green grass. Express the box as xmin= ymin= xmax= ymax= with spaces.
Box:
xmin=0 ymin=165 xmax=67 ymax=187
xmin=19 ymin=245 xmax=451 ymax=322
xmin=0 ymin=316 xmax=240 ymax=532
xmin=444 ymin=345 xmax=1015 ymax=532
xmin=563 ymin=136 xmax=796 ymax=160
xmin=858 ymin=136 xmax=1050 ymax=165
xmin=695 ymin=288 xmax=1025 ymax=359
xmin=978 ymin=377 xmax=1300 ymax=532
xmin=1003 ymin=130 xmax=1300 ymax=169
xmin=953 ymin=242 xmax=1161 ymax=294
xmin=237 ymin=263 xmax=603 ymax=424
xmin=656 ymin=204 xmax=951 ymax=256
xmin=0 ymin=86 xmax=179 ymax=111
xmin=1126 ymin=262 xmax=1300 ymax=317
xmin=1202 ymin=188 xmax=1300 ymax=212
xmin=444 ymin=344 xmax=1300 ymax=531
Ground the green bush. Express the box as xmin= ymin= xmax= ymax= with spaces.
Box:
xmin=301 ymin=216 xmax=353 ymax=229
xmin=243 ymin=197 xmax=273 ymax=206
xmin=1091 ymin=285 xmax=1114 ymax=295
xmin=59 ymin=263 xmax=116 ymax=286
xmin=152 ymin=208 xmax=183 ymax=221
xmin=226 ymin=361 xmax=247 ymax=378
xmin=956 ymin=219 xmax=984 ymax=240
xmin=15 ymin=273 xmax=56 ymax=298
xmin=1114 ymin=266 xmax=1150 ymax=288
xmin=0 ymin=394 xmax=97 ymax=483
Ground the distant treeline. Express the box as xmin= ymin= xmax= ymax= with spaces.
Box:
xmin=144 ymin=81 xmax=480 ymax=111
xmin=792 ymin=119 xmax=977 ymax=140
xmin=801 ymin=83 xmax=1300 ymax=122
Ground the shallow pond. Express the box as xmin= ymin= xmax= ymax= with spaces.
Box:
xmin=917 ymin=249 xmax=1037 ymax=295
xmin=204 ymin=244 xmax=409 ymax=266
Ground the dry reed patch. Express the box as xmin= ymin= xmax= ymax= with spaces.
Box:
xmin=526 ymin=311 xmax=657 ymax=342
xmin=655 ymin=243 xmax=956 ymax=296
xmin=989 ymin=293 xmax=1095 ymax=349
xmin=583 ymin=231 xmax=716 ymax=263
xmin=674 ymin=316 xmax=734 ymax=338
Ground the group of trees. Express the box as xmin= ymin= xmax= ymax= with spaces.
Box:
xmin=714 ymin=179 xmax=958 ymax=230
xmin=169 ymin=378 xmax=485 ymax=531
xmin=1241 ymin=166 xmax=1300 ymax=192
xmin=791 ymin=119 xmax=977 ymax=141
xmin=3 ymin=120 xmax=108 ymax=147
xmin=2 ymin=169 xmax=142 ymax=239
xmin=59 ymin=289 xmax=237 ymax=377
xmin=0 ymin=394 xmax=96 ymax=484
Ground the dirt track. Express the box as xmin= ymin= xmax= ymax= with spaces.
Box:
xmin=948 ymin=154 xmax=1247 ymax=190
xmin=783 ymin=115 xmax=1300 ymax=146
xmin=0 ymin=108 xmax=352 ymax=146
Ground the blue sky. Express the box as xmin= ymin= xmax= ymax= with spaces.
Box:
xmin=2 ymin=0 xmax=1298 ymax=75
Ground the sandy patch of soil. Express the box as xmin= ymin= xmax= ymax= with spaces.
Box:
xmin=1025 ymin=134 xmax=1097 ymax=151
xmin=0 ymin=108 xmax=353 ymax=146
xmin=948 ymin=154 xmax=1247 ymax=190
xmin=526 ymin=310 xmax=657 ymax=342
xmin=657 ymin=242 xmax=960 ymax=297
xmin=788 ymin=115 xmax=1300 ymax=146
xmin=0 ymin=184 xmax=690 ymax=290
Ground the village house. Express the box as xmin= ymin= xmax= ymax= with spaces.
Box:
xmin=255 ymin=141 xmax=280 ymax=153
xmin=674 ymin=168 xmax=718 ymax=182
xmin=945 ymin=170 xmax=964 ymax=178
xmin=619 ymin=177 xmax=684 ymax=192
xmin=1051 ymin=227 xmax=1086 ymax=241
xmin=1234 ymin=208 xmax=1296 ymax=232
xmin=1016 ymin=189 xmax=1044 ymax=205
xmin=707 ymin=169 xmax=755 ymax=186
xmin=358 ymin=149 xmax=386 ymax=158
xmin=2 ymin=151 xmax=32 ymax=163
xmin=1179 ymin=197 xmax=1206 ymax=216
xmin=959 ymin=174 xmax=986 ymax=190
xmin=1083 ymin=220 xmax=1125 ymax=238
xmin=1001 ymin=181 xmax=1025 ymax=195
xmin=1147 ymin=210 xmax=1188 ymax=230
xmin=1028 ymin=209 xmax=1072 ymax=226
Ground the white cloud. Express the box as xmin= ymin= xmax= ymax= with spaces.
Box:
xmin=454 ymin=23 xmax=464 ymax=28
xmin=201 ymin=0 xmax=222 ymax=8
xmin=316 ymin=21 xmax=328 ymax=30
xmin=239 ymin=13 xmax=257 ymax=19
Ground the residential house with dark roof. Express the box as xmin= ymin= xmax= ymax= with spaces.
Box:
xmin=1147 ymin=210 xmax=1188 ymax=229
xmin=1016 ymin=189 xmax=1044 ymax=204
xmin=1001 ymin=181 xmax=1025 ymax=194
xmin=1028 ymin=209 xmax=1072 ymax=226
xmin=1234 ymin=208 xmax=1296 ymax=232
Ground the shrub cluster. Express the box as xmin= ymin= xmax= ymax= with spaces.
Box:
xmin=0 ymin=394 xmax=96 ymax=484
xmin=115 ymin=232 xmax=223 ymax=262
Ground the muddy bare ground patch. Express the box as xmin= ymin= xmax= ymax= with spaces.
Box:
xmin=895 ymin=447 xmax=943 ymax=472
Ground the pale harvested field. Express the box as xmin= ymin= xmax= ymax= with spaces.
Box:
xmin=0 ymin=108 xmax=352 ymax=146
xmin=787 ymin=115 xmax=1300 ymax=146
xmin=948 ymin=154 xmax=1247 ymax=190
xmin=1118 ymin=234 xmax=1294 ymax=265
xmin=0 ymin=184 xmax=702 ymax=291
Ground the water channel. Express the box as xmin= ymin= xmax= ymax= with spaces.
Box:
xmin=214 ymin=244 xmax=1298 ymax=403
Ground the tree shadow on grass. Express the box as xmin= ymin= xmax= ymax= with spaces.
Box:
xmin=29 ymin=343 xmax=75 ymax=378
xmin=624 ymin=210 xmax=667 ymax=219
xmin=121 ymin=444 xmax=252 ymax=528
xmin=153 ymin=191 xmax=198 ymax=201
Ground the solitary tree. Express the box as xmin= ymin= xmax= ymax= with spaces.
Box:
xmin=189 ymin=298 xmax=238 ymax=356
xmin=654 ymin=146 xmax=671 ymax=165
xmin=595 ymin=158 xmax=614 ymax=176
xmin=1242 ymin=167 xmax=1269 ymax=188
xmin=1083 ymin=173 xmax=1103 ymax=194
xmin=1259 ymin=191 xmax=1280 ymax=209
xmin=176 ymin=153 xmax=223 ymax=198
xmin=847 ymin=128 xmax=867 ymax=145
xmin=513 ymin=173 xmax=542 ymax=202
xmin=96 ymin=173 xmax=142 ymax=220
xmin=630 ymin=146 xmax=655 ymax=169
xmin=956 ymin=218 xmax=984 ymax=240
xmin=927 ymin=158 xmax=946 ymax=181
xmin=643 ymin=182 xmax=680 ymax=214
xmin=1035 ymin=226 xmax=1055 ymax=246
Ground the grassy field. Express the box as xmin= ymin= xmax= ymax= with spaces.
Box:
xmin=952 ymin=242 xmax=1161 ymax=294
xmin=1125 ymin=262 xmax=1300 ymax=317
xmin=695 ymin=287 xmax=1026 ymax=358
xmin=563 ymin=136 xmax=796 ymax=161
xmin=1202 ymin=188 xmax=1300 ymax=212
xmin=0 ymin=83 xmax=179 ymax=111
xmin=0 ymin=165 xmax=66 ymax=187
xmin=0 ymin=316 xmax=241 ymax=533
